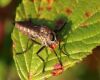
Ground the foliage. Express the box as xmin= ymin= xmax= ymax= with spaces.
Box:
xmin=12 ymin=0 xmax=100 ymax=80
xmin=0 ymin=0 xmax=11 ymax=7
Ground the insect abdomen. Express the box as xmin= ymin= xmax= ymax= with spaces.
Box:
xmin=15 ymin=22 xmax=39 ymax=38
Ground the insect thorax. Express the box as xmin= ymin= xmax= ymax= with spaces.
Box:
xmin=15 ymin=22 xmax=58 ymax=47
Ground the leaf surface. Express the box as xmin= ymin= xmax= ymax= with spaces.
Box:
xmin=12 ymin=0 xmax=100 ymax=80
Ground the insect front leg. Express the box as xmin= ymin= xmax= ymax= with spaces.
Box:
xmin=52 ymin=49 xmax=63 ymax=66
xmin=58 ymin=42 xmax=69 ymax=57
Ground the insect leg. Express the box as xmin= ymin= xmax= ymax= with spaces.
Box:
xmin=30 ymin=38 xmax=41 ymax=45
xmin=16 ymin=37 xmax=41 ymax=55
xmin=52 ymin=49 xmax=62 ymax=66
xmin=58 ymin=43 xmax=80 ymax=62
xmin=59 ymin=42 xmax=69 ymax=57
xmin=16 ymin=39 xmax=33 ymax=55
xmin=36 ymin=46 xmax=46 ymax=72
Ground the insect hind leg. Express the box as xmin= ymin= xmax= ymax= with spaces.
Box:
xmin=16 ymin=38 xmax=41 ymax=55
xmin=16 ymin=39 xmax=33 ymax=55
xmin=36 ymin=46 xmax=46 ymax=72
xmin=16 ymin=37 xmax=47 ymax=73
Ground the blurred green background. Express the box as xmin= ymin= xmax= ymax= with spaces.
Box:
xmin=0 ymin=0 xmax=100 ymax=80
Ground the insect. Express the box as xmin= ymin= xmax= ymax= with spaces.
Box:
xmin=15 ymin=20 xmax=68 ymax=73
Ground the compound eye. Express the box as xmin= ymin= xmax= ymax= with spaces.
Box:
xmin=50 ymin=32 xmax=55 ymax=41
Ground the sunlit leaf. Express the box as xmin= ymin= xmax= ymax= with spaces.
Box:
xmin=0 ymin=0 xmax=11 ymax=7
xmin=12 ymin=0 xmax=100 ymax=80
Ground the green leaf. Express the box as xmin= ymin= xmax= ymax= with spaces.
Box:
xmin=0 ymin=0 xmax=11 ymax=7
xmin=12 ymin=0 xmax=100 ymax=80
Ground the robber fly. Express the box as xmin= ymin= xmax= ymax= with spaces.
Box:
xmin=15 ymin=20 xmax=67 ymax=73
